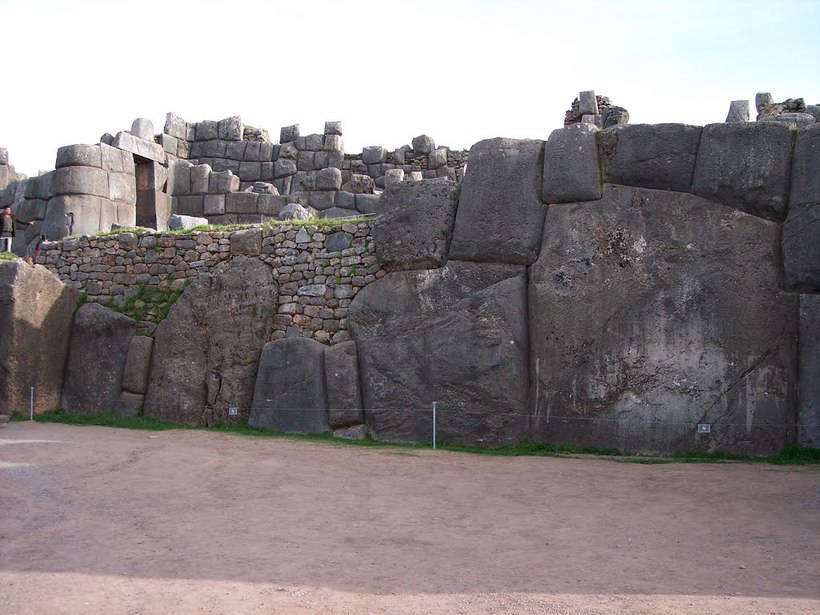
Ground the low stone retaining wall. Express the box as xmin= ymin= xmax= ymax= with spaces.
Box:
xmin=36 ymin=220 xmax=384 ymax=343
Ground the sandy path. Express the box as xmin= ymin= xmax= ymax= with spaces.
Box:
xmin=1 ymin=422 xmax=818 ymax=614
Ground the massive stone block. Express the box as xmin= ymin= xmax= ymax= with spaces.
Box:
xmin=144 ymin=258 xmax=278 ymax=425
xmin=529 ymin=184 xmax=798 ymax=455
xmin=108 ymin=172 xmax=136 ymax=205
xmin=798 ymin=295 xmax=820 ymax=447
xmin=62 ymin=304 xmax=136 ymax=414
xmin=692 ymin=122 xmax=793 ymax=221
xmin=121 ymin=335 xmax=153 ymax=394
xmin=52 ymin=166 xmax=109 ymax=198
xmin=325 ymin=340 xmax=363 ymax=429
xmin=112 ymin=131 xmax=166 ymax=163
xmin=598 ymin=123 xmax=702 ymax=192
xmin=55 ymin=144 xmax=102 ymax=169
xmin=783 ymin=125 xmax=820 ymax=291
xmin=249 ymin=337 xmax=329 ymax=433
xmin=783 ymin=203 xmax=820 ymax=291
xmin=542 ymin=124 xmax=602 ymax=203
xmin=349 ymin=261 xmax=529 ymax=444
xmin=0 ymin=262 xmax=79 ymax=415
xmin=449 ymin=138 xmax=545 ymax=265
xmin=374 ymin=178 xmax=459 ymax=271
xmin=42 ymin=195 xmax=106 ymax=239
xmin=789 ymin=124 xmax=820 ymax=207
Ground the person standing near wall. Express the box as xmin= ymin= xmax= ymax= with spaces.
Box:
xmin=1 ymin=206 xmax=31 ymax=253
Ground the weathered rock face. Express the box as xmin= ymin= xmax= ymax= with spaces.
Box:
xmin=783 ymin=124 xmax=820 ymax=291
xmin=798 ymin=295 xmax=820 ymax=447
xmin=62 ymin=303 xmax=136 ymax=414
xmin=598 ymin=123 xmax=702 ymax=192
xmin=324 ymin=340 xmax=363 ymax=429
xmin=121 ymin=335 xmax=153 ymax=394
xmin=373 ymin=178 xmax=459 ymax=271
xmin=349 ymin=261 xmax=529 ymax=444
xmin=449 ymin=138 xmax=545 ymax=265
xmin=0 ymin=262 xmax=79 ymax=415
xmin=249 ymin=337 xmax=329 ymax=433
xmin=692 ymin=122 xmax=793 ymax=221
xmin=143 ymin=257 xmax=278 ymax=424
xmin=529 ymin=185 xmax=798 ymax=454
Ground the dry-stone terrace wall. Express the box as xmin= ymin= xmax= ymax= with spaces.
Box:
xmin=36 ymin=221 xmax=383 ymax=344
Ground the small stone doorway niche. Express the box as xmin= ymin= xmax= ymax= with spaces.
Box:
xmin=133 ymin=155 xmax=171 ymax=230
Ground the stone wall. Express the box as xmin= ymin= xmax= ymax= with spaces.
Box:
xmin=36 ymin=220 xmax=384 ymax=344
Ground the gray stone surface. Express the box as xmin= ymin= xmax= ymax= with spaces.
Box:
xmin=725 ymin=100 xmax=749 ymax=122
xmin=218 ymin=116 xmax=243 ymax=140
xmin=0 ymin=262 xmax=79 ymax=415
xmin=203 ymin=194 xmax=225 ymax=216
xmin=325 ymin=231 xmax=353 ymax=252
xmin=798 ymin=294 xmax=820 ymax=447
xmin=324 ymin=121 xmax=343 ymax=136
xmin=275 ymin=159 xmax=297 ymax=178
xmin=164 ymin=113 xmax=187 ymax=140
xmin=449 ymin=137 xmax=545 ymax=265
xmin=112 ymin=131 xmax=166 ymax=163
xmin=529 ymin=184 xmax=798 ymax=455
xmin=190 ymin=164 xmax=211 ymax=195
xmin=249 ymin=337 xmax=329 ymax=433
xmin=324 ymin=340 xmax=363 ymax=428
xmin=196 ymin=120 xmax=218 ymax=141
xmin=55 ymin=144 xmax=102 ymax=169
xmin=759 ymin=113 xmax=816 ymax=128
xmin=230 ymin=228 xmax=261 ymax=256
xmin=121 ymin=335 xmax=153 ymax=394
xmin=316 ymin=167 xmax=342 ymax=190
xmin=349 ymin=261 xmax=529 ymax=444
xmin=277 ymin=203 xmax=312 ymax=220
xmin=319 ymin=207 xmax=358 ymax=219
xmin=354 ymin=194 xmax=380 ymax=214
xmin=130 ymin=118 xmax=154 ymax=140
xmin=42 ymin=195 xmax=105 ymax=239
xmin=542 ymin=123 xmax=602 ymax=203
xmin=117 ymin=391 xmax=144 ymax=417
xmin=783 ymin=202 xmax=820 ymax=291
xmin=374 ymin=179 xmax=458 ymax=271
xmin=170 ymin=161 xmax=192 ymax=195
xmin=62 ymin=303 xmax=136 ymax=414
xmin=144 ymin=258 xmax=278 ymax=425
xmin=52 ymin=166 xmax=109 ymax=197
xmin=280 ymin=124 xmax=299 ymax=143
xmin=789 ymin=124 xmax=820 ymax=207
xmin=412 ymin=135 xmax=435 ymax=154
xmin=428 ymin=148 xmax=447 ymax=170
xmin=346 ymin=174 xmax=374 ymax=194
xmin=167 ymin=214 xmax=207 ymax=230
xmin=334 ymin=190 xmax=355 ymax=209
xmin=209 ymin=170 xmax=239 ymax=194
xmin=108 ymin=172 xmax=136 ymax=205
xmin=361 ymin=146 xmax=386 ymax=165
xmin=579 ymin=90 xmax=599 ymax=115
xmin=384 ymin=168 xmax=404 ymax=187
xmin=692 ymin=122 xmax=793 ymax=221
xmin=598 ymin=123 xmax=702 ymax=192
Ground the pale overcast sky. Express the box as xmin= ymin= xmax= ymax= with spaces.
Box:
xmin=1 ymin=0 xmax=818 ymax=175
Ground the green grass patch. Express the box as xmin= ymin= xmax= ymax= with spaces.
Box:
xmin=103 ymin=284 xmax=185 ymax=322
xmin=0 ymin=251 xmax=19 ymax=261
xmin=94 ymin=227 xmax=152 ymax=238
xmin=26 ymin=409 xmax=819 ymax=465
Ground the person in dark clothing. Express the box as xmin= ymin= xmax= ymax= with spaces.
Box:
xmin=1 ymin=206 xmax=31 ymax=253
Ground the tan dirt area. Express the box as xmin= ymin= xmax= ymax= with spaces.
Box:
xmin=0 ymin=422 xmax=818 ymax=614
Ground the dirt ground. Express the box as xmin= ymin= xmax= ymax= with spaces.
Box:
xmin=0 ymin=422 xmax=818 ymax=614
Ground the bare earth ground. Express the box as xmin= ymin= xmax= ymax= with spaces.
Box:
xmin=0 ymin=422 xmax=818 ymax=615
